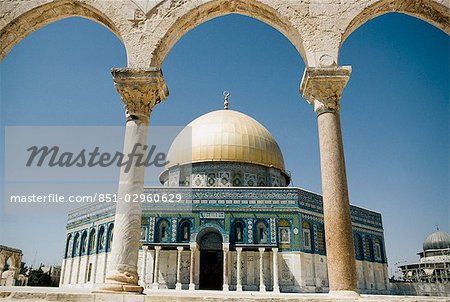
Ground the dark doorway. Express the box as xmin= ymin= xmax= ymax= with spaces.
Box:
xmin=199 ymin=250 xmax=223 ymax=290
xmin=198 ymin=230 xmax=223 ymax=290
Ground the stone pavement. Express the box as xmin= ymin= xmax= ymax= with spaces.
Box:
xmin=0 ymin=287 xmax=449 ymax=302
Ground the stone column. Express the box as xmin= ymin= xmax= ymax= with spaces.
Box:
xmin=176 ymin=246 xmax=183 ymax=290
xmin=92 ymin=253 xmax=98 ymax=284
xmin=75 ymin=256 xmax=82 ymax=284
xmin=102 ymin=253 xmax=108 ymax=283
xmin=223 ymin=243 xmax=229 ymax=291
xmin=59 ymin=259 xmax=66 ymax=286
xmin=152 ymin=246 xmax=161 ymax=290
xmin=258 ymin=248 xmax=266 ymax=292
xmin=141 ymin=246 xmax=149 ymax=288
xmin=84 ymin=253 xmax=90 ymax=284
xmin=68 ymin=257 xmax=74 ymax=284
xmin=189 ymin=244 xmax=197 ymax=290
xmin=300 ymin=66 xmax=358 ymax=297
xmin=99 ymin=68 xmax=168 ymax=293
xmin=272 ymin=248 xmax=280 ymax=293
xmin=236 ymin=248 xmax=242 ymax=292
xmin=0 ymin=265 xmax=4 ymax=285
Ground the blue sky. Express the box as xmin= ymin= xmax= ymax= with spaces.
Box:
xmin=0 ymin=13 xmax=448 ymax=275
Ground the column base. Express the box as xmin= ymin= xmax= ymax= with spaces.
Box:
xmin=175 ymin=283 xmax=182 ymax=290
xmin=188 ymin=283 xmax=195 ymax=291
xmin=259 ymin=285 xmax=266 ymax=292
xmin=328 ymin=290 xmax=360 ymax=299
xmin=236 ymin=285 xmax=242 ymax=292
xmin=94 ymin=283 xmax=143 ymax=294
xmin=94 ymin=272 xmax=143 ymax=294
xmin=152 ymin=282 xmax=159 ymax=290
xmin=273 ymin=285 xmax=280 ymax=293
xmin=223 ymin=284 xmax=229 ymax=291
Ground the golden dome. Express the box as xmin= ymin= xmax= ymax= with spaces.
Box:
xmin=165 ymin=109 xmax=286 ymax=172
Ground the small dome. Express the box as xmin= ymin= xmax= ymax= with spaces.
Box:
xmin=423 ymin=230 xmax=450 ymax=251
xmin=165 ymin=109 xmax=286 ymax=172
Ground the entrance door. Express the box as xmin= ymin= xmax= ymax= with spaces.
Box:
xmin=198 ymin=230 xmax=223 ymax=290
xmin=199 ymin=250 xmax=223 ymax=290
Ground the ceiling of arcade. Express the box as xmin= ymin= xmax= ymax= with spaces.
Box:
xmin=0 ymin=0 xmax=448 ymax=67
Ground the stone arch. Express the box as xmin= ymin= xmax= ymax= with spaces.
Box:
xmin=195 ymin=225 xmax=226 ymax=245
xmin=196 ymin=226 xmax=224 ymax=251
xmin=0 ymin=254 xmax=6 ymax=269
xmin=147 ymin=0 xmax=307 ymax=67
xmin=0 ymin=0 xmax=125 ymax=61
xmin=340 ymin=0 xmax=449 ymax=48
xmin=4 ymin=256 xmax=12 ymax=270
xmin=1 ymin=251 xmax=22 ymax=280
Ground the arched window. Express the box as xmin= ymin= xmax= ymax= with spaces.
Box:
xmin=178 ymin=220 xmax=191 ymax=242
xmin=354 ymin=233 xmax=363 ymax=260
xmin=316 ymin=226 xmax=325 ymax=252
xmin=106 ymin=224 xmax=114 ymax=252
xmin=374 ymin=238 xmax=383 ymax=261
xmin=88 ymin=229 xmax=96 ymax=255
xmin=64 ymin=234 xmax=72 ymax=258
xmin=278 ymin=220 xmax=291 ymax=244
xmin=302 ymin=221 xmax=312 ymax=250
xmin=156 ymin=219 xmax=169 ymax=243
xmin=72 ymin=233 xmax=80 ymax=257
xmin=233 ymin=221 xmax=245 ymax=243
xmin=255 ymin=220 xmax=268 ymax=244
xmin=97 ymin=226 xmax=105 ymax=251
xmin=80 ymin=231 xmax=88 ymax=255
xmin=141 ymin=225 xmax=148 ymax=241
xmin=364 ymin=236 xmax=374 ymax=261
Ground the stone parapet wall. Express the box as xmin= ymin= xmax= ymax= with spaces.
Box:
xmin=390 ymin=282 xmax=450 ymax=297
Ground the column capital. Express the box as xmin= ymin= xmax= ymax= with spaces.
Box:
xmin=112 ymin=67 xmax=169 ymax=123
xmin=177 ymin=246 xmax=184 ymax=252
xmin=189 ymin=243 xmax=198 ymax=251
xmin=236 ymin=247 xmax=243 ymax=252
xmin=222 ymin=243 xmax=230 ymax=252
xmin=258 ymin=247 xmax=265 ymax=253
xmin=271 ymin=248 xmax=278 ymax=253
xmin=300 ymin=66 xmax=351 ymax=116
xmin=154 ymin=245 xmax=162 ymax=251
xmin=142 ymin=245 xmax=149 ymax=251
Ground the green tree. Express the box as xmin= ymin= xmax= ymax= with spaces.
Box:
xmin=19 ymin=262 xmax=28 ymax=275
xmin=27 ymin=266 xmax=53 ymax=287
